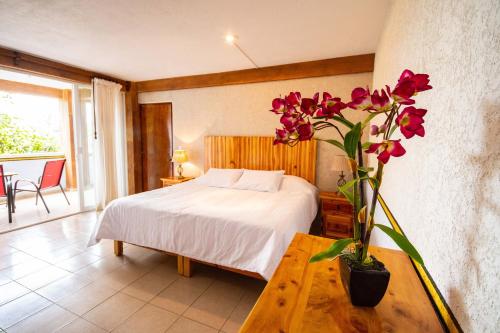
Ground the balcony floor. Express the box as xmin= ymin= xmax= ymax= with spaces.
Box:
xmin=0 ymin=190 xmax=80 ymax=234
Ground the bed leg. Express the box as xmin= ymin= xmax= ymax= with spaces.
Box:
xmin=183 ymin=256 xmax=192 ymax=277
xmin=114 ymin=240 xmax=123 ymax=256
xmin=177 ymin=255 xmax=184 ymax=275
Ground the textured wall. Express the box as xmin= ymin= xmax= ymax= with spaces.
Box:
xmin=139 ymin=73 xmax=372 ymax=191
xmin=370 ymin=0 xmax=500 ymax=331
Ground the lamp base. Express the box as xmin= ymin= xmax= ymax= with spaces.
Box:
xmin=336 ymin=172 xmax=346 ymax=194
xmin=176 ymin=164 xmax=184 ymax=179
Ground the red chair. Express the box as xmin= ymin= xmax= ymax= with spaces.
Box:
xmin=14 ymin=159 xmax=70 ymax=213
xmin=0 ymin=165 xmax=13 ymax=223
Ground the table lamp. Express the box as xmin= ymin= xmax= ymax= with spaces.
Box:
xmin=172 ymin=148 xmax=188 ymax=179
xmin=332 ymin=155 xmax=349 ymax=192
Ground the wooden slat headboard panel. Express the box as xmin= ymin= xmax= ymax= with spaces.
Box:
xmin=204 ymin=136 xmax=317 ymax=184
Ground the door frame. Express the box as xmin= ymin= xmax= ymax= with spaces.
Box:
xmin=138 ymin=102 xmax=173 ymax=192
xmin=72 ymin=83 xmax=95 ymax=211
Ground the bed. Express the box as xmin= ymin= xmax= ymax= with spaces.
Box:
xmin=89 ymin=136 xmax=318 ymax=280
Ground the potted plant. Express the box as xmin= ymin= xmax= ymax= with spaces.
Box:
xmin=269 ymin=69 xmax=431 ymax=307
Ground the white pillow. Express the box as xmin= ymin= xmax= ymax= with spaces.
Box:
xmin=196 ymin=168 xmax=243 ymax=188
xmin=232 ymin=169 xmax=285 ymax=192
xmin=279 ymin=175 xmax=319 ymax=196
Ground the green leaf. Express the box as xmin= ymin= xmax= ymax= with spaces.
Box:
xmin=388 ymin=124 xmax=398 ymax=138
xmin=309 ymin=238 xmax=354 ymax=263
xmin=338 ymin=178 xmax=356 ymax=204
xmin=322 ymin=139 xmax=345 ymax=152
xmin=331 ymin=115 xmax=354 ymax=128
xmin=374 ymin=224 xmax=424 ymax=265
xmin=343 ymin=122 xmax=362 ymax=159
xmin=312 ymin=121 xmax=332 ymax=127
xmin=361 ymin=142 xmax=373 ymax=150
xmin=361 ymin=113 xmax=378 ymax=129
xmin=369 ymin=177 xmax=380 ymax=188
xmin=358 ymin=205 xmax=367 ymax=224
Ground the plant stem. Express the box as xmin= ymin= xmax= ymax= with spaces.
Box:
xmin=357 ymin=141 xmax=366 ymax=241
xmin=349 ymin=161 xmax=362 ymax=260
xmin=360 ymin=104 xmax=399 ymax=262
xmin=361 ymin=161 xmax=384 ymax=262
xmin=313 ymin=122 xmax=345 ymax=139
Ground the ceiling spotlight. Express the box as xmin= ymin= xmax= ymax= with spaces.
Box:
xmin=225 ymin=34 xmax=236 ymax=44
xmin=224 ymin=33 xmax=259 ymax=68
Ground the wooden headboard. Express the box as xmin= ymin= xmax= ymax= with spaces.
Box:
xmin=204 ymin=136 xmax=317 ymax=184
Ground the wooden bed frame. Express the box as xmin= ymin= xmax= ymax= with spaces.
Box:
xmin=113 ymin=135 xmax=317 ymax=279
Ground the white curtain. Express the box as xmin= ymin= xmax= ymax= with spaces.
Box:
xmin=92 ymin=78 xmax=127 ymax=210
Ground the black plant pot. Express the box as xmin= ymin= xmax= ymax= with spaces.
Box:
xmin=339 ymin=255 xmax=390 ymax=307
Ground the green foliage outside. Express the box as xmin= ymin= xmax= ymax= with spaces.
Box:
xmin=0 ymin=113 xmax=59 ymax=154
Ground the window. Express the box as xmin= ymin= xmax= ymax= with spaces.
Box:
xmin=0 ymin=91 xmax=63 ymax=155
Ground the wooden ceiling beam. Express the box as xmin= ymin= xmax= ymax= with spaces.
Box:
xmin=136 ymin=53 xmax=375 ymax=92
xmin=0 ymin=46 xmax=130 ymax=89
xmin=0 ymin=79 xmax=63 ymax=98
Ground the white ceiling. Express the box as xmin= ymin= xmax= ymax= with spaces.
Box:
xmin=0 ymin=0 xmax=391 ymax=81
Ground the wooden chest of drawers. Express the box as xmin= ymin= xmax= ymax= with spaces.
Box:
xmin=319 ymin=191 xmax=353 ymax=239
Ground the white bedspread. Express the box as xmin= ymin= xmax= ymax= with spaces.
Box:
xmin=89 ymin=175 xmax=318 ymax=280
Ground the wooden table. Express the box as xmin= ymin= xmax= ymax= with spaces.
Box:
xmin=240 ymin=234 xmax=444 ymax=333
xmin=160 ymin=176 xmax=194 ymax=187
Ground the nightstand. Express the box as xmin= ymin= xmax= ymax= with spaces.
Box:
xmin=160 ymin=176 xmax=195 ymax=187
xmin=319 ymin=191 xmax=354 ymax=239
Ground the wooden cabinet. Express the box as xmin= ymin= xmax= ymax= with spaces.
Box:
xmin=320 ymin=191 xmax=353 ymax=239
xmin=160 ymin=176 xmax=194 ymax=187
xmin=240 ymin=233 xmax=444 ymax=333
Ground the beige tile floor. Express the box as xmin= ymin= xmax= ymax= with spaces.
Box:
xmin=0 ymin=191 xmax=80 ymax=233
xmin=0 ymin=212 xmax=266 ymax=332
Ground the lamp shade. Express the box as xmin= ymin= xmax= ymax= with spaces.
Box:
xmin=331 ymin=155 xmax=349 ymax=171
xmin=172 ymin=149 xmax=188 ymax=163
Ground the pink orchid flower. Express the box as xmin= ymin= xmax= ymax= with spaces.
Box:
xmin=396 ymin=106 xmax=427 ymax=139
xmin=279 ymin=113 xmax=301 ymax=130
xmin=273 ymin=128 xmax=289 ymax=145
xmin=365 ymin=140 xmax=406 ymax=164
xmin=390 ymin=81 xmax=416 ymax=105
xmin=300 ymin=93 xmax=319 ymax=116
xmin=390 ymin=69 xmax=433 ymax=105
xmin=398 ymin=69 xmax=432 ymax=93
xmin=285 ymin=92 xmax=302 ymax=106
xmin=371 ymin=89 xmax=391 ymax=112
xmin=370 ymin=123 xmax=387 ymax=136
xmin=347 ymin=87 xmax=372 ymax=111
xmin=318 ymin=92 xmax=347 ymax=117
xmin=271 ymin=98 xmax=286 ymax=114
xmin=296 ymin=120 xmax=314 ymax=141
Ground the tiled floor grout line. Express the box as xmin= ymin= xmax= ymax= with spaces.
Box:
xmin=55 ymin=316 xmax=96 ymax=333
xmin=160 ymin=278 xmax=217 ymax=333
xmin=65 ymin=261 xmax=156 ymax=329
xmin=4 ymin=293 xmax=54 ymax=330
xmin=107 ymin=271 xmax=181 ymax=331
xmin=71 ymin=260 xmax=175 ymax=332
xmin=154 ymin=275 xmax=218 ymax=333
xmin=219 ymin=287 xmax=247 ymax=332
xmin=174 ymin=277 xmax=240 ymax=332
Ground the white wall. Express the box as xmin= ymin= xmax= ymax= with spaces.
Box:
xmin=139 ymin=73 xmax=372 ymax=191
xmin=370 ymin=1 xmax=500 ymax=331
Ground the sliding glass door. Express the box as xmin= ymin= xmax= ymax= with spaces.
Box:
xmin=72 ymin=84 xmax=96 ymax=211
